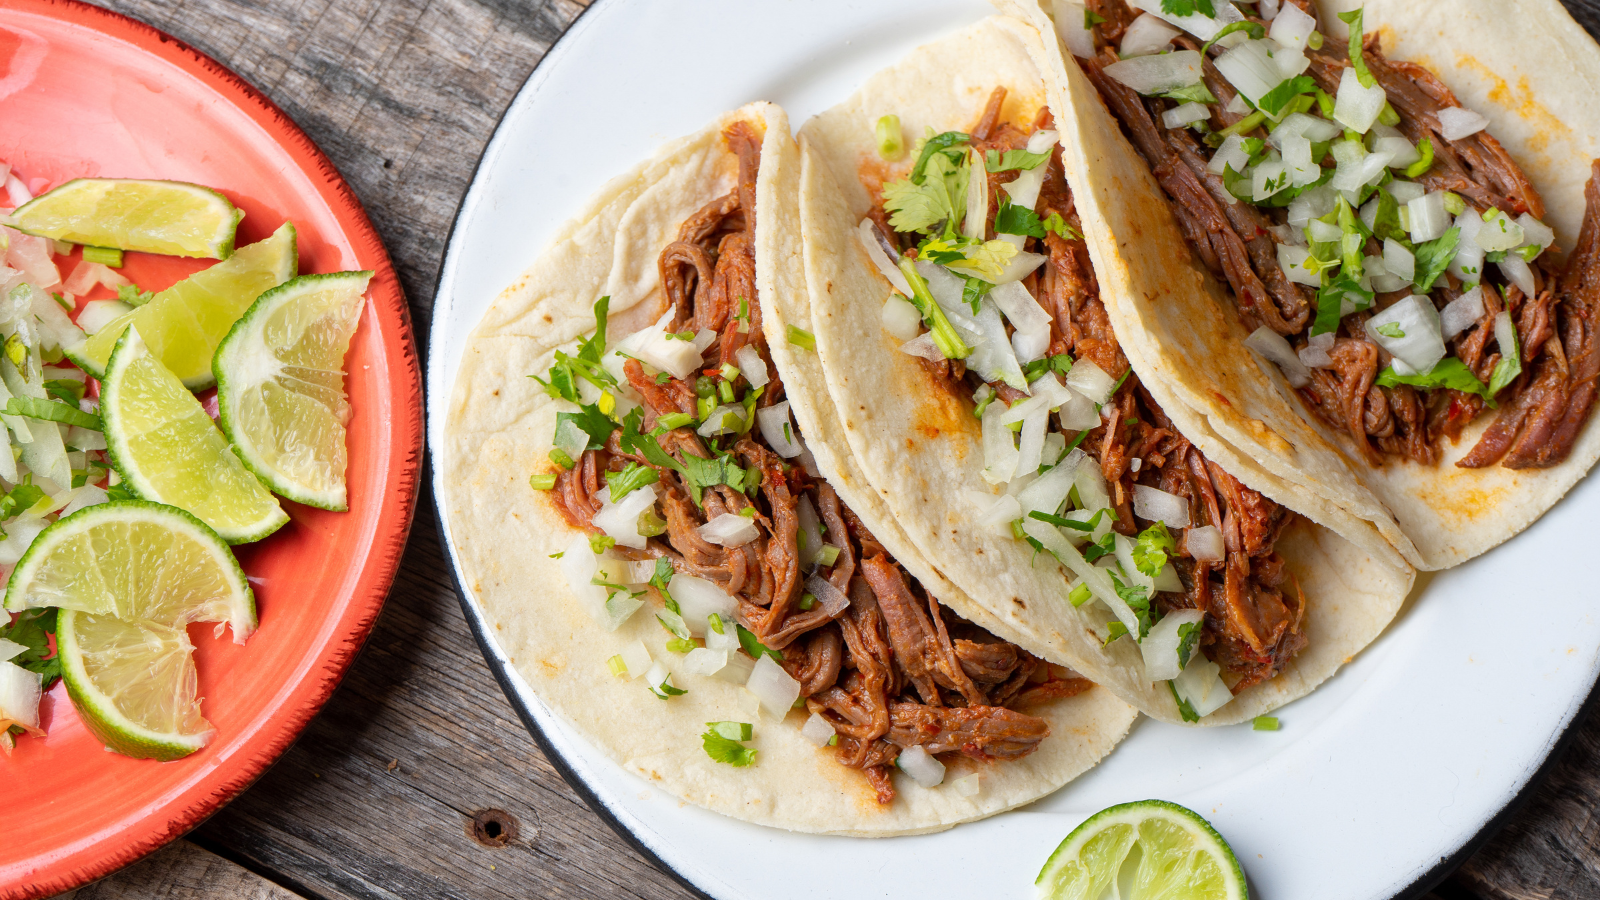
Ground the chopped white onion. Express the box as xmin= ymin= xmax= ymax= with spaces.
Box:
xmin=986 ymin=249 xmax=1050 ymax=286
xmin=75 ymin=298 xmax=133 ymax=336
xmin=1260 ymin=0 xmax=1281 ymax=20
xmin=800 ymin=712 xmax=837 ymax=747
xmin=1163 ymin=102 xmax=1210 ymax=129
xmin=1214 ymin=40 xmax=1285 ymax=107
xmin=990 ymin=281 xmax=1053 ymax=363
xmin=1015 ymin=406 xmax=1049 ymax=477
xmin=1131 ymin=0 xmax=1245 ymax=41
xmin=559 ymin=535 xmax=642 ymax=631
xmin=1226 ymin=92 xmax=1252 ymax=116
xmin=1187 ymin=524 xmax=1226 ymax=561
xmin=1516 ymin=214 xmax=1555 ymax=253
xmin=1245 ymin=326 xmax=1312 ymax=387
xmin=747 ymin=654 xmax=801 ymax=718
xmin=981 ymin=399 xmax=1020 ymax=485
xmin=1252 ymin=158 xmax=1290 ymax=202
xmin=857 ymin=219 xmax=914 ymax=296
xmin=735 ymin=345 xmax=769 ymax=388
xmin=968 ymin=490 xmax=1024 ymax=535
xmin=1268 ymin=2 xmax=1317 ymax=49
xmin=950 ymin=773 xmax=981 ymax=797
xmin=756 ymin=401 xmax=804 ymax=459
xmin=618 ymin=640 xmax=653 ymax=679
xmin=1440 ymin=286 xmax=1486 ymax=339
xmin=1449 ymin=211 xmax=1486 ymax=284
xmin=1307 ymin=219 xmax=1342 ymax=244
xmin=1474 ymin=211 xmax=1525 ymax=253
xmin=1113 ymin=532 xmax=1156 ymax=595
xmin=1121 ymin=11 xmax=1182 ymax=56
xmin=1173 ymin=654 xmax=1232 ymax=717
xmin=58 ymin=485 xmax=108 ymax=517
xmin=1052 ymin=0 xmax=1096 ymax=58
xmin=668 ymin=570 xmax=736 ymax=634
xmin=706 ymin=620 xmax=741 ymax=651
xmin=1365 ymin=295 xmax=1446 ymax=374
xmin=1387 ymin=180 xmax=1426 ymax=205
xmin=591 ymin=484 xmax=659 ymax=550
xmin=1499 ymin=254 xmax=1537 ymax=298
xmin=1437 ymin=106 xmax=1490 ymax=141
xmin=896 ymin=745 xmax=946 ymax=788
xmin=1287 ymin=185 xmax=1337 ymax=228
xmin=0 ymin=661 xmax=42 ymax=732
xmin=1064 ymin=357 xmax=1117 ymax=405
xmin=633 ymin=329 xmax=703 ymax=381
xmin=1281 ymin=135 xmax=1319 ymax=186
xmin=1494 ymin=309 xmax=1520 ymax=369
xmin=1142 ymin=608 xmax=1206 ymax=682
xmin=0 ymin=639 xmax=23 ymax=664
xmin=966 ymin=300 xmax=1029 ymax=390
xmin=1408 ymin=192 xmax=1450 ymax=243
xmin=1133 ymin=485 xmax=1190 ymax=528
xmin=964 ymin=147 xmax=989 ymax=242
xmin=1373 ymin=136 xmax=1420 ymax=170
xmin=696 ymin=403 xmax=747 ymax=437
xmin=1208 ymin=134 xmax=1253 ymax=177
xmin=1274 ymin=46 xmax=1310 ymax=79
xmin=682 ymin=647 xmax=728 ymax=677
xmin=698 ymin=513 xmax=759 ymax=548
xmin=692 ymin=328 xmax=717 ymax=354
xmin=881 ymin=293 xmax=922 ymax=342
xmin=797 ymin=495 xmax=823 ymax=568
xmin=899 ymin=332 xmax=945 ymax=361
xmin=1057 ymin=387 xmax=1100 ymax=431
xmin=1072 ymin=455 xmax=1113 ymax=516
xmin=1299 ymin=333 xmax=1335 ymax=369
xmin=1332 ymin=144 xmax=1393 ymax=193
xmin=1102 ymin=50 xmax=1204 ymax=96
xmin=1333 ymin=66 xmax=1388 ymax=134
xmin=1383 ymin=238 xmax=1416 ymax=282
xmin=1016 ymin=459 xmax=1077 ymax=521
xmin=805 ymin=574 xmax=851 ymax=617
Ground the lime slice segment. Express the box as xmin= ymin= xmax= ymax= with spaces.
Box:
xmin=214 ymin=272 xmax=370 ymax=510
xmin=1036 ymin=800 xmax=1247 ymax=900
xmin=12 ymin=501 xmax=254 ymax=761
xmin=66 ymin=222 xmax=297 ymax=389
xmin=10 ymin=178 xmax=243 ymax=259
xmin=101 ymin=326 xmax=288 ymax=543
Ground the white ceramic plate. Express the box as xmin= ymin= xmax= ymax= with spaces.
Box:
xmin=428 ymin=2 xmax=1600 ymax=897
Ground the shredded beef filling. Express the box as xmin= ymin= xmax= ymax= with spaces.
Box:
xmin=868 ymin=88 xmax=1307 ymax=693
xmin=1079 ymin=0 xmax=1600 ymax=471
xmin=549 ymin=122 xmax=1085 ymax=805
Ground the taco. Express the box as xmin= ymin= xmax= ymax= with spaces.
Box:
xmin=441 ymin=102 xmax=1135 ymax=836
xmin=1031 ymin=0 xmax=1600 ymax=570
xmin=795 ymin=16 xmax=1413 ymax=725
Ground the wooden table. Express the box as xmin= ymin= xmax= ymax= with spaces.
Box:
xmin=47 ymin=1 xmax=1600 ymax=898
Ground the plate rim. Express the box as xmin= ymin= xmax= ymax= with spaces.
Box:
xmin=0 ymin=1 xmax=425 ymax=896
xmin=424 ymin=2 xmax=1600 ymax=899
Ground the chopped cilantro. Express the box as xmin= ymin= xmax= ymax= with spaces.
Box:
xmin=1085 ymin=9 xmax=1107 ymax=28
xmin=117 ymin=283 xmax=157 ymax=306
xmin=1375 ymin=322 xmax=1406 ymax=339
xmin=994 ymin=198 xmax=1045 ymax=240
xmin=737 ymin=624 xmax=783 ymax=662
xmin=1082 ymin=531 xmax=1117 ymax=563
xmin=1256 ymin=75 xmax=1317 ymax=118
xmin=786 ymin=325 xmax=815 ymax=350
xmin=531 ymin=297 xmax=617 ymax=402
xmin=1161 ymin=0 xmax=1216 ymax=16
xmin=1406 ymin=139 xmax=1435 ymax=179
xmin=1375 ymin=358 xmax=1493 ymax=404
xmin=588 ymin=533 xmax=616 ymax=554
xmin=1177 ymin=621 xmax=1202 ymax=669
xmin=1201 ymin=22 xmax=1264 ymax=57
xmin=1041 ymin=212 xmax=1081 ymax=241
xmin=1312 ymin=277 xmax=1373 ymax=337
xmin=1170 ymin=682 xmax=1200 ymax=722
xmin=620 ymin=408 xmax=685 ymax=476
xmin=1336 ymin=9 xmax=1375 ymax=88
xmin=885 ymin=141 xmax=969 ymax=235
xmin=1412 ymin=228 xmax=1461 ymax=293
xmin=1488 ymin=317 xmax=1522 ymax=396
xmin=42 ymin=378 xmax=85 ymax=405
xmin=909 ymin=130 xmax=971 ymax=185
xmin=701 ymin=724 xmax=757 ymax=766
xmin=985 ymin=147 xmax=1050 ymax=173
xmin=0 ymin=608 xmax=60 ymax=687
xmin=1132 ymin=522 xmax=1176 ymax=577
xmin=1103 ymin=620 xmax=1130 ymax=647
xmin=555 ymin=403 xmax=617 ymax=453
xmin=650 ymin=674 xmax=687 ymax=699
xmin=1161 ymin=82 xmax=1218 ymax=105
xmin=604 ymin=462 xmax=659 ymax=501
xmin=1108 ymin=570 xmax=1154 ymax=638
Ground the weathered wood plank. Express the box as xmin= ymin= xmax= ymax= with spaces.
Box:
xmin=57 ymin=841 xmax=303 ymax=900
xmin=64 ymin=0 xmax=1600 ymax=898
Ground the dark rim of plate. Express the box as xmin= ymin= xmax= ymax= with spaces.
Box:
xmin=428 ymin=2 xmax=1600 ymax=899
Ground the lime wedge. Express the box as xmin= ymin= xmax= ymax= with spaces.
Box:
xmin=9 ymin=501 xmax=255 ymax=761
xmin=101 ymin=326 xmax=288 ymax=543
xmin=66 ymin=222 xmax=297 ymax=389
xmin=214 ymin=272 xmax=370 ymax=510
xmin=1036 ymin=800 xmax=1247 ymax=900
xmin=10 ymin=178 xmax=243 ymax=259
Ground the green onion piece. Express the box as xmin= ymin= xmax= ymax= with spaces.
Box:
xmin=529 ymin=472 xmax=558 ymax=491
xmin=549 ymin=447 xmax=575 ymax=469
xmin=1067 ymin=583 xmax=1092 ymax=607
xmin=971 ymin=384 xmax=995 ymax=419
xmin=1377 ymin=101 xmax=1400 ymax=127
xmin=607 ymin=655 xmax=628 ymax=677
xmin=1307 ymin=30 xmax=1324 ymax=50
xmin=3 ymin=334 xmax=26 ymax=371
xmin=708 ymin=612 xmax=725 ymax=635
xmin=51 ymin=292 xmax=72 ymax=312
xmin=793 ymin=697 xmax=807 ymax=709
xmin=1444 ymin=192 xmax=1466 ymax=216
xmin=1216 ymin=110 xmax=1267 ymax=142
xmin=708 ymin=721 xmax=753 ymax=742
xmin=828 ymin=734 xmax=838 ymax=746
xmin=719 ymin=362 xmax=740 ymax=381
xmin=588 ymin=533 xmax=616 ymax=554
xmin=816 ymin=544 xmax=841 ymax=567
xmin=637 ymin=507 xmax=667 ymax=537
xmin=654 ymin=412 xmax=693 ymax=432
xmin=666 ymin=638 xmax=696 ymax=654
xmin=81 ymin=246 xmax=123 ymax=267
xmin=1405 ymin=139 xmax=1435 ymax=178
xmin=696 ymin=395 xmax=716 ymax=423
xmin=694 ymin=375 xmax=717 ymax=398
xmin=799 ymin=593 xmax=817 ymax=611
xmin=876 ymin=115 xmax=904 ymax=160
xmin=897 ymin=257 xmax=973 ymax=359
xmin=1252 ymin=716 xmax=1280 ymax=732
xmin=717 ymin=379 xmax=735 ymax=404
xmin=786 ymin=325 xmax=815 ymax=350
xmin=737 ymin=506 xmax=757 ymax=518
xmin=3 ymin=397 xmax=100 ymax=430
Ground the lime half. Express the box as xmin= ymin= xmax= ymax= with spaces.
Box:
xmin=215 ymin=271 xmax=370 ymax=510
xmin=101 ymin=326 xmax=288 ymax=543
xmin=10 ymin=178 xmax=243 ymax=259
xmin=1036 ymin=800 xmax=1247 ymax=900
xmin=66 ymin=222 xmax=297 ymax=388
xmin=13 ymin=501 xmax=255 ymax=761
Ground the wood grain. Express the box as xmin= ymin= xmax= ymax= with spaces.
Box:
xmin=58 ymin=842 xmax=303 ymax=900
xmin=55 ymin=0 xmax=1600 ymax=898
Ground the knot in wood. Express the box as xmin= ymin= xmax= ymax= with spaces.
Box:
xmin=468 ymin=809 xmax=519 ymax=848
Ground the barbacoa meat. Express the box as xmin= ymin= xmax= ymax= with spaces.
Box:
xmin=548 ymin=121 xmax=1080 ymax=805
xmin=1079 ymin=0 xmax=1600 ymax=472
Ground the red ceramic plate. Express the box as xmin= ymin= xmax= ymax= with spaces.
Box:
xmin=0 ymin=2 xmax=421 ymax=897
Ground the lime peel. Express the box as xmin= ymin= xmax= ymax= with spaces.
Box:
xmin=11 ymin=178 xmax=243 ymax=259
xmin=1035 ymin=800 xmax=1247 ymax=900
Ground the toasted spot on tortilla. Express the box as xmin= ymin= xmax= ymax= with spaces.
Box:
xmin=1013 ymin=597 xmax=1026 ymax=609
xmin=1245 ymin=419 xmax=1294 ymax=458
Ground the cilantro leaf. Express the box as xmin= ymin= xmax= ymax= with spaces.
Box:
xmin=620 ymin=407 xmax=686 ymax=477
xmin=680 ymin=453 xmax=748 ymax=506
xmin=1200 ymin=21 xmax=1265 ymax=56
xmin=1082 ymin=531 xmax=1117 ymax=563
xmin=532 ymin=296 xmax=617 ymax=402
xmin=1488 ymin=317 xmax=1522 ymax=396
xmin=1312 ymin=277 xmax=1373 ymax=337
xmin=1109 ymin=571 xmax=1155 ymax=638
xmin=117 ymin=283 xmax=156 ymax=306
xmin=1368 ymin=189 xmax=1407 ymax=243
xmin=883 ymin=148 xmax=969 ymax=235
xmin=42 ymin=379 xmax=85 ymax=405
xmin=1132 ymin=522 xmax=1176 ymax=577
xmin=737 ymin=624 xmax=783 ymax=662
xmin=701 ymin=726 xmax=757 ymax=766
xmin=105 ymin=481 xmax=138 ymax=501
xmin=1375 ymin=358 xmax=1493 ymax=403
xmin=1170 ymin=682 xmax=1201 ymax=722
xmin=1162 ymin=0 xmax=1216 ymax=16
xmin=1042 ymin=212 xmax=1081 ymax=242
xmin=1161 ymin=82 xmax=1219 ymax=105
xmin=604 ymin=462 xmax=659 ymax=501
xmin=985 ymin=147 xmax=1050 ymax=173
xmin=910 ymin=130 xmax=970 ymax=184
xmin=0 ymin=608 xmax=61 ymax=687
xmin=1103 ymin=620 xmax=1130 ymax=647
xmin=1375 ymin=322 xmax=1405 ymax=339
xmin=1176 ymin=621 xmax=1202 ymax=669
xmin=1412 ymin=227 xmax=1461 ymax=293
xmin=1337 ymin=9 xmax=1376 ymax=88
xmin=650 ymin=674 xmax=687 ymax=698
xmin=994 ymin=198 xmax=1046 ymax=239
xmin=961 ymin=275 xmax=989 ymax=315
xmin=1256 ymin=75 xmax=1317 ymax=118
xmin=555 ymin=404 xmax=616 ymax=453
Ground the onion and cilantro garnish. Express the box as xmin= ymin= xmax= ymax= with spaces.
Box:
xmin=1071 ymin=1 xmax=1600 ymax=470
xmin=864 ymin=88 xmax=1312 ymax=719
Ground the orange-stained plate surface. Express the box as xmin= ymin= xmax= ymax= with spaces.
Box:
xmin=0 ymin=2 xmax=422 ymax=897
